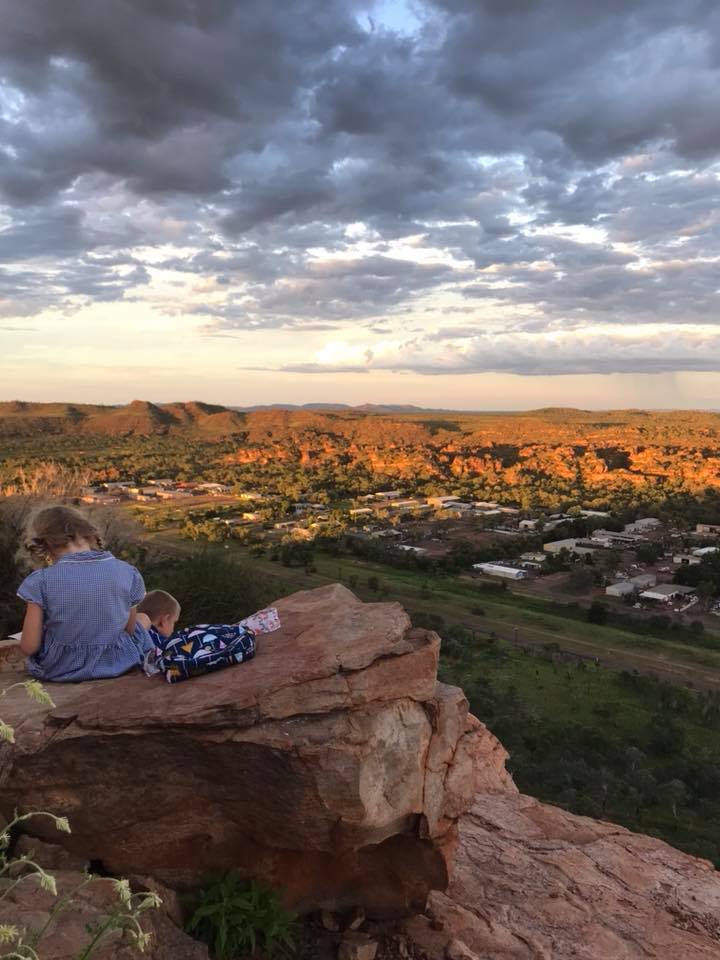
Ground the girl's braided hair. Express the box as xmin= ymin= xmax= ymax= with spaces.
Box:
xmin=25 ymin=505 xmax=105 ymax=563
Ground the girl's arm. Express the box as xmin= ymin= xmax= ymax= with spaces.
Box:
xmin=20 ymin=602 xmax=44 ymax=656
xmin=125 ymin=606 xmax=138 ymax=635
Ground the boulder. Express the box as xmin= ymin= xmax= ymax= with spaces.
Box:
xmin=0 ymin=584 xmax=510 ymax=917
xmin=405 ymin=791 xmax=720 ymax=959
xmin=0 ymin=857 xmax=207 ymax=960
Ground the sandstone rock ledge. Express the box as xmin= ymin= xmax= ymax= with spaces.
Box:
xmin=406 ymin=792 xmax=720 ymax=960
xmin=0 ymin=584 xmax=511 ymax=917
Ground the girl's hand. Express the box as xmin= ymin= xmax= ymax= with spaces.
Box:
xmin=20 ymin=602 xmax=43 ymax=656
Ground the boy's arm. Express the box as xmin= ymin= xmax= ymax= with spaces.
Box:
xmin=135 ymin=612 xmax=152 ymax=630
xmin=20 ymin=602 xmax=43 ymax=655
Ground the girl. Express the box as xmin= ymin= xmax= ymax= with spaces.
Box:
xmin=17 ymin=505 xmax=150 ymax=682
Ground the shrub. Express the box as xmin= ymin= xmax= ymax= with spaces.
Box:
xmin=144 ymin=552 xmax=273 ymax=625
xmin=185 ymin=874 xmax=295 ymax=959
xmin=587 ymin=601 xmax=608 ymax=625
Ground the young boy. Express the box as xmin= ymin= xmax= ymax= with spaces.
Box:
xmin=136 ymin=590 xmax=258 ymax=683
xmin=136 ymin=590 xmax=182 ymax=646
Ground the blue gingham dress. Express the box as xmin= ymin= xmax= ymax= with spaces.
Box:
xmin=17 ymin=550 xmax=148 ymax=682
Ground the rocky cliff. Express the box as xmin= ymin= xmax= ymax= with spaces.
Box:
xmin=3 ymin=584 xmax=720 ymax=958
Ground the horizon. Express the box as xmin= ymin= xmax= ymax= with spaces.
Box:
xmin=3 ymin=396 xmax=720 ymax=416
xmin=2 ymin=1 xmax=720 ymax=407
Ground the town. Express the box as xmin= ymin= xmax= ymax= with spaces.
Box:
xmin=80 ymin=479 xmax=720 ymax=624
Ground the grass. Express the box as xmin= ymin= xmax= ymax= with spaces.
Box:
xmin=145 ymin=530 xmax=720 ymax=689
xmin=440 ymin=635 xmax=720 ymax=861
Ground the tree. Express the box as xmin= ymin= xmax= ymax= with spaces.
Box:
xmin=660 ymin=779 xmax=687 ymax=820
xmin=635 ymin=542 xmax=664 ymax=565
xmin=697 ymin=580 xmax=715 ymax=610
xmin=565 ymin=566 xmax=595 ymax=594
xmin=587 ymin=601 xmax=609 ymax=625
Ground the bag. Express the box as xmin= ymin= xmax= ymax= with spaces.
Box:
xmin=146 ymin=623 xmax=256 ymax=684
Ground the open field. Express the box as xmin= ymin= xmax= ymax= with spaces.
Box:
xmin=146 ymin=530 xmax=720 ymax=690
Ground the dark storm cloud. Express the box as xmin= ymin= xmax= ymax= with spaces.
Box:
xmin=0 ymin=0 xmax=718 ymax=367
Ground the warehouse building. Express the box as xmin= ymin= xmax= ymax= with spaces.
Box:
xmin=639 ymin=584 xmax=695 ymax=603
xmin=473 ymin=562 xmax=528 ymax=581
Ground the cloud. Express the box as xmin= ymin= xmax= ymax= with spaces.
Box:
xmin=0 ymin=0 xmax=718 ymax=375
xmin=271 ymin=327 xmax=720 ymax=376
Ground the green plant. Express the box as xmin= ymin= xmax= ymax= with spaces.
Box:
xmin=0 ymin=682 xmax=161 ymax=959
xmin=0 ymin=680 xmax=55 ymax=744
xmin=186 ymin=874 xmax=295 ymax=959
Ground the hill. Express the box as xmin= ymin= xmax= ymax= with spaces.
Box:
xmin=2 ymin=401 xmax=720 ymax=500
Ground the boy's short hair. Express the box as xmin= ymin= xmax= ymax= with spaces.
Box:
xmin=137 ymin=590 xmax=181 ymax=622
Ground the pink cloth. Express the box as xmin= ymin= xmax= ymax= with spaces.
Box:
xmin=240 ymin=606 xmax=281 ymax=635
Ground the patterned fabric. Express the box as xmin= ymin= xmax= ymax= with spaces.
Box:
xmin=17 ymin=550 xmax=147 ymax=683
xmin=240 ymin=606 xmax=281 ymax=635
xmin=145 ymin=622 xmax=256 ymax=684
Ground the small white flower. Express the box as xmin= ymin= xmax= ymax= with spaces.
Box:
xmin=22 ymin=680 xmax=55 ymax=708
xmin=38 ymin=871 xmax=58 ymax=896
xmin=129 ymin=929 xmax=152 ymax=952
xmin=0 ymin=925 xmax=19 ymax=944
xmin=0 ymin=721 xmax=15 ymax=744
xmin=113 ymin=878 xmax=132 ymax=905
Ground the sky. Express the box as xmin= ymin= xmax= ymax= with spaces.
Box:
xmin=1 ymin=0 xmax=719 ymax=410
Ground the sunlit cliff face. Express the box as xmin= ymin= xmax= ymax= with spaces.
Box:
xmin=1 ymin=0 xmax=720 ymax=408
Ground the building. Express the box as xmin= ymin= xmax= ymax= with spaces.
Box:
xmin=606 ymin=573 xmax=657 ymax=597
xmin=631 ymin=573 xmax=657 ymax=589
xmin=197 ymin=482 xmax=232 ymax=494
xmin=696 ymin=523 xmax=720 ymax=535
xmin=427 ymin=495 xmax=462 ymax=508
xmin=350 ymin=507 xmax=373 ymax=517
xmin=606 ymin=581 xmax=636 ymax=598
xmin=639 ymin=584 xmax=696 ymax=603
xmin=521 ymin=551 xmax=547 ymax=563
xmin=580 ymin=509 xmax=611 ymax=518
xmin=591 ymin=529 xmax=642 ymax=547
xmin=693 ymin=546 xmax=720 ymax=557
xmin=155 ymin=489 xmax=190 ymax=500
xmin=396 ymin=545 xmax=428 ymax=555
xmin=673 ymin=553 xmax=702 ymax=566
xmin=80 ymin=493 xmax=122 ymax=505
xmin=387 ymin=499 xmax=425 ymax=511
xmin=520 ymin=517 xmax=567 ymax=532
xmin=129 ymin=487 xmax=158 ymax=500
xmin=543 ymin=538 xmax=596 ymax=557
xmin=624 ymin=518 xmax=662 ymax=534
xmin=473 ymin=562 xmax=528 ymax=581
xmin=374 ymin=490 xmax=403 ymax=501
xmin=473 ymin=501 xmax=499 ymax=509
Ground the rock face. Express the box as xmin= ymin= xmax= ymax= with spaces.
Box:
xmin=405 ymin=792 xmax=720 ymax=959
xmin=0 ymin=842 xmax=208 ymax=960
xmin=5 ymin=582 xmax=720 ymax=956
xmin=0 ymin=584 xmax=510 ymax=917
